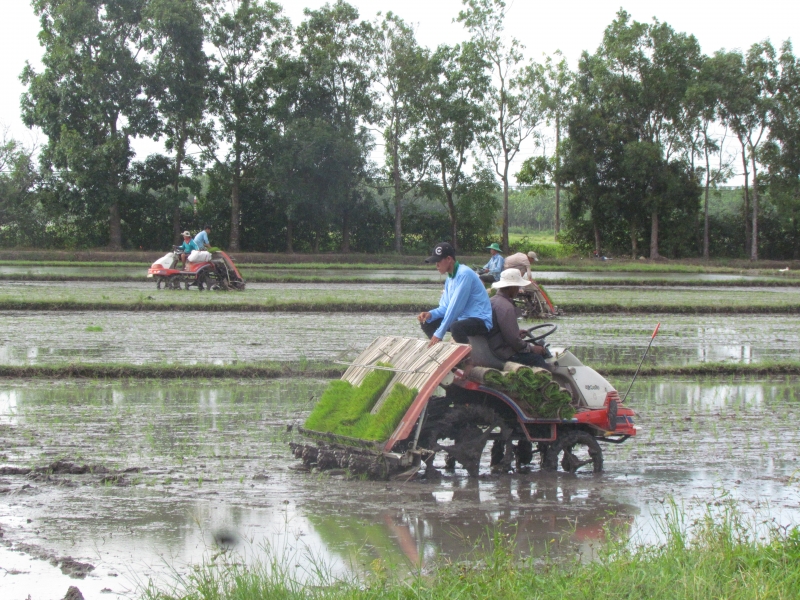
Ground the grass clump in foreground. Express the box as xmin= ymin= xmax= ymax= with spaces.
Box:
xmin=143 ymin=502 xmax=800 ymax=600
xmin=303 ymin=367 xmax=417 ymax=441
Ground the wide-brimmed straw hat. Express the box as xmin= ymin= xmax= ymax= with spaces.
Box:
xmin=181 ymin=231 xmax=191 ymax=237
xmin=486 ymin=243 xmax=503 ymax=253
xmin=491 ymin=268 xmax=532 ymax=289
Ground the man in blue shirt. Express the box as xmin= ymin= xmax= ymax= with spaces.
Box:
xmin=478 ymin=242 xmax=504 ymax=284
xmin=417 ymin=242 xmax=493 ymax=347
xmin=194 ymin=224 xmax=212 ymax=251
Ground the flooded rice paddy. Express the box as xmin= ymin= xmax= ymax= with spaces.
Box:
xmin=1 ymin=279 xmax=800 ymax=312
xmin=0 ymin=377 xmax=798 ymax=598
xmin=0 ymin=310 xmax=796 ymax=367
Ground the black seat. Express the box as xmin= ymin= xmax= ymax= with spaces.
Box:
xmin=466 ymin=308 xmax=506 ymax=369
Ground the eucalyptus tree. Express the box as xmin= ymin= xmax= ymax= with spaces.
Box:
xmin=539 ymin=51 xmax=574 ymax=239
xmin=711 ymin=44 xmax=777 ymax=259
xmin=21 ymin=0 xmax=154 ymax=249
xmin=142 ymin=0 xmax=209 ymax=243
xmin=457 ymin=0 xmax=543 ymax=252
xmin=685 ymin=56 xmax=727 ymax=259
xmin=763 ymin=42 xmax=800 ymax=257
xmin=295 ymin=0 xmax=377 ymax=253
xmin=373 ymin=12 xmax=432 ymax=253
xmin=422 ymin=42 xmax=491 ymax=249
xmin=204 ymin=0 xmax=292 ymax=251
xmin=562 ymin=11 xmax=702 ymax=258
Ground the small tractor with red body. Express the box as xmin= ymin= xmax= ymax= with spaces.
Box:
xmin=291 ymin=326 xmax=636 ymax=479
xmin=147 ymin=249 xmax=246 ymax=291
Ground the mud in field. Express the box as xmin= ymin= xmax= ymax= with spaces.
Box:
xmin=0 ymin=311 xmax=796 ymax=367
xmin=0 ymin=377 xmax=798 ymax=598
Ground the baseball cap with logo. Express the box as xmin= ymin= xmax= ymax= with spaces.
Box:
xmin=425 ymin=242 xmax=456 ymax=263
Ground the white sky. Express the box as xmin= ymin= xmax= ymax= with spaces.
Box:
xmin=2 ymin=0 xmax=798 ymax=180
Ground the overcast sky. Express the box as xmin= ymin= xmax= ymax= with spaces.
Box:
xmin=2 ymin=0 xmax=798 ymax=177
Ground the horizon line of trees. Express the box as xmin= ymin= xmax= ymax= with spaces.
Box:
xmin=1 ymin=0 xmax=799 ymax=259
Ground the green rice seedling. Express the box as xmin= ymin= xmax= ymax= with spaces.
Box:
xmin=85 ymin=325 xmax=103 ymax=332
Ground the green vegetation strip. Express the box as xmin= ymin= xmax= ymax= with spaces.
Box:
xmin=2 ymin=298 xmax=800 ymax=313
xmin=0 ymin=362 xmax=343 ymax=380
xmin=5 ymin=273 xmax=800 ymax=287
xmin=3 ymin=360 xmax=800 ymax=380
xmin=597 ymin=361 xmax=800 ymax=377
xmin=0 ymin=273 xmax=439 ymax=284
xmin=145 ymin=506 xmax=800 ymax=600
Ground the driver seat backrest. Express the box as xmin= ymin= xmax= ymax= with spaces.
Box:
xmin=466 ymin=308 xmax=506 ymax=370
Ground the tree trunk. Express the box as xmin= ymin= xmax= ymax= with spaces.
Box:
xmin=173 ymin=129 xmax=187 ymax=244
xmin=630 ymin=222 xmax=638 ymax=260
xmin=740 ymin=139 xmax=750 ymax=254
xmin=703 ymin=144 xmax=711 ymax=260
xmin=444 ymin=189 xmax=457 ymax=250
xmin=313 ymin=231 xmax=320 ymax=254
xmin=230 ymin=171 xmax=240 ymax=251
xmin=501 ymin=162 xmax=510 ymax=253
xmin=750 ymin=152 xmax=759 ymax=261
xmin=109 ymin=201 xmax=122 ymax=250
xmin=172 ymin=205 xmax=182 ymax=245
xmin=392 ymin=132 xmax=403 ymax=254
xmin=286 ymin=214 xmax=293 ymax=253
xmin=650 ymin=208 xmax=659 ymax=259
xmin=341 ymin=209 xmax=351 ymax=253
xmin=593 ymin=221 xmax=601 ymax=255
xmin=554 ymin=113 xmax=561 ymax=240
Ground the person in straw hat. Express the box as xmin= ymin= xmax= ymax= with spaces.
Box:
xmin=477 ymin=242 xmax=504 ymax=284
xmin=487 ymin=268 xmax=549 ymax=369
xmin=177 ymin=231 xmax=198 ymax=269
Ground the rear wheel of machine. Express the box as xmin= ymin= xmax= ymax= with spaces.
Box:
xmin=419 ymin=405 xmax=510 ymax=477
xmin=542 ymin=431 xmax=603 ymax=474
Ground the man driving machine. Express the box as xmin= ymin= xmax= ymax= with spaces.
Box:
xmin=487 ymin=268 xmax=549 ymax=369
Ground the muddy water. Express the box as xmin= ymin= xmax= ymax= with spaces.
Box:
xmin=0 ymin=311 xmax=796 ymax=367
xmin=0 ymin=377 xmax=798 ymax=598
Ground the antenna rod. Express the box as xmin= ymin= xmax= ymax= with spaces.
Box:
xmin=621 ymin=323 xmax=660 ymax=404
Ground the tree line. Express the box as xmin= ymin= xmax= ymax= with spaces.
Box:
xmin=2 ymin=0 xmax=800 ymax=258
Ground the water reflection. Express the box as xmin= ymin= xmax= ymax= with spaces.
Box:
xmin=0 ymin=377 xmax=799 ymax=591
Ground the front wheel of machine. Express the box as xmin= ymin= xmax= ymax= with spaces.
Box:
xmin=542 ymin=431 xmax=603 ymax=474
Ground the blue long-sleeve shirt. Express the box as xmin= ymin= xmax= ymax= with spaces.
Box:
xmin=483 ymin=253 xmax=504 ymax=281
xmin=194 ymin=230 xmax=210 ymax=250
xmin=427 ymin=262 xmax=493 ymax=340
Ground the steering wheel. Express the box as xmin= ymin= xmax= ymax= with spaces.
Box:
xmin=523 ymin=323 xmax=557 ymax=344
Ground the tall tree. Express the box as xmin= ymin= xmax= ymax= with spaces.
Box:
xmin=374 ymin=12 xmax=431 ymax=253
xmin=538 ymin=51 xmax=574 ymax=240
xmin=204 ymin=0 xmax=292 ymax=251
xmin=296 ymin=0 xmax=377 ymax=253
xmin=21 ymin=0 xmax=153 ymax=249
xmin=457 ymin=0 xmax=543 ymax=253
xmin=142 ymin=0 xmax=209 ymax=243
xmin=763 ymin=42 xmax=800 ymax=257
xmin=574 ymin=12 xmax=702 ymax=258
xmin=422 ymin=42 xmax=490 ymax=249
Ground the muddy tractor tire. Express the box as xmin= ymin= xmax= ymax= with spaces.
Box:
xmin=542 ymin=430 xmax=603 ymax=474
xmin=419 ymin=403 xmax=513 ymax=477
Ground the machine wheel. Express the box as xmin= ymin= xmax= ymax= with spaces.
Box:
xmin=542 ymin=431 xmax=603 ymax=474
xmin=419 ymin=405 xmax=511 ymax=477
xmin=156 ymin=277 xmax=164 ymax=290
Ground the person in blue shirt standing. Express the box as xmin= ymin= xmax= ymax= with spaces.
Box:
xmin=417 ymin=242 xmax=493 ymax=347
xmin=477 ymin=243 xmax=504 ymax=284
xmin=194 ymin=224 xmax=212 ymax=251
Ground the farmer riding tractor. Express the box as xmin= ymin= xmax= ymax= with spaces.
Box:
xmin=291 ymin=326 xmax=637 ymax=480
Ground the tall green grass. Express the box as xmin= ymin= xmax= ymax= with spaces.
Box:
xmin=142 ymin=502 xmax=800 ymax=600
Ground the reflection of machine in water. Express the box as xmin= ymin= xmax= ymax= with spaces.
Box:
xmin=303 ymin=478 xmax=637 ymax=570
